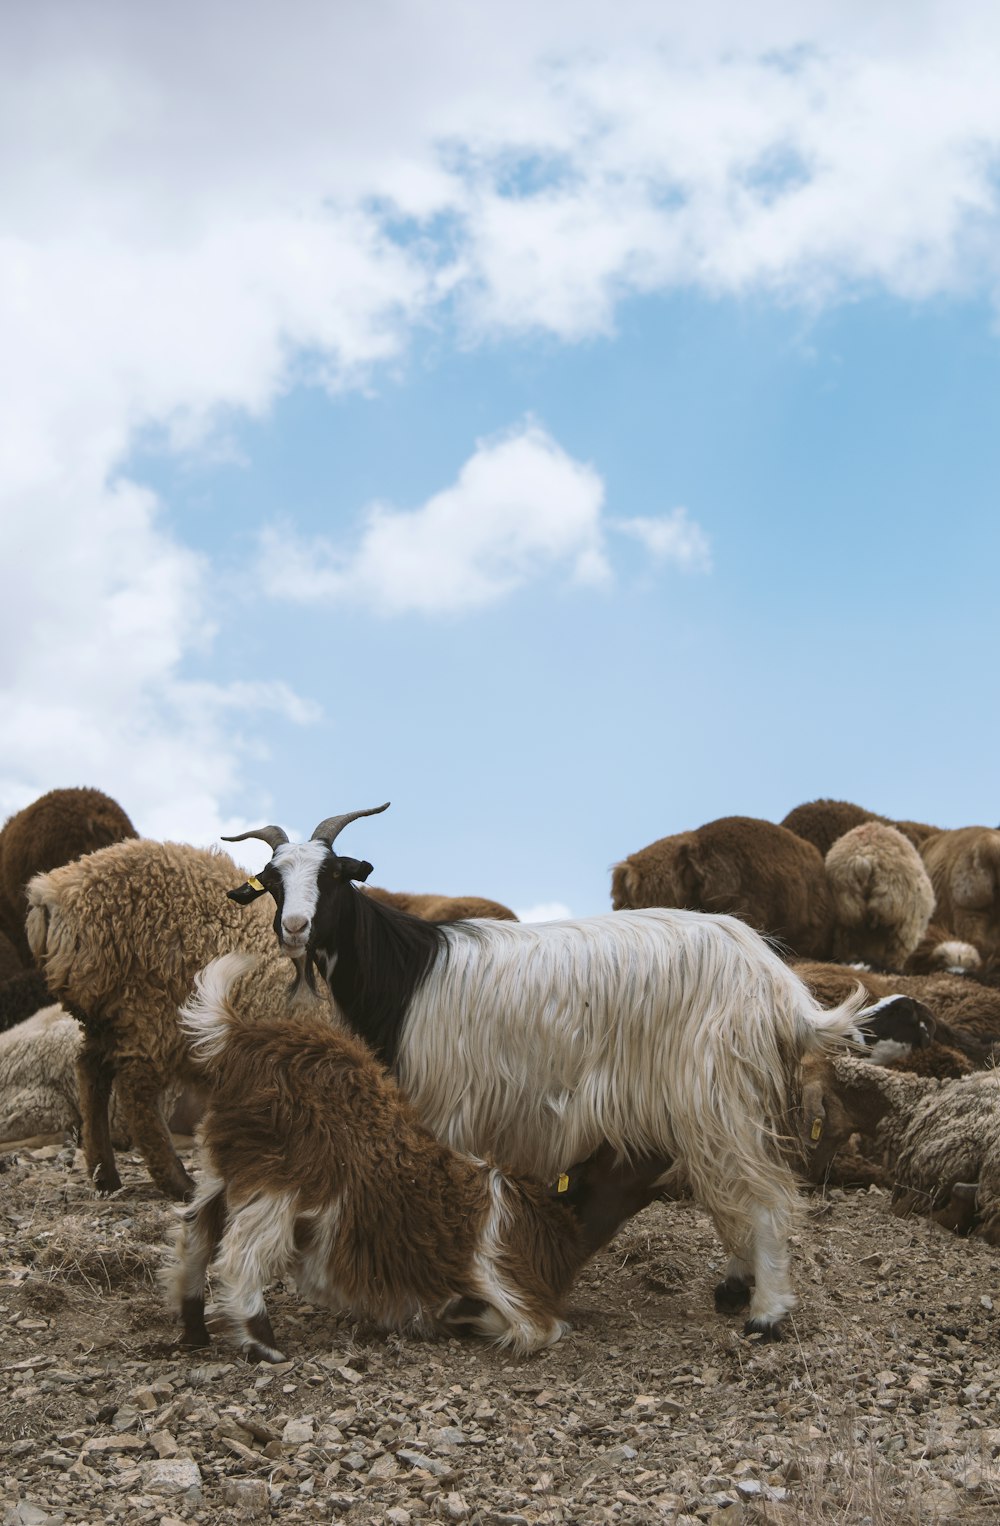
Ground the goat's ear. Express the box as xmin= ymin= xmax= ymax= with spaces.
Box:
xmin=337 ymin=857 xmax=374 ymax=884
xmin=227 ymin=877 xmax=268 ymax=904
xmin=798 ymin=1078 xmax=827 ymax=1148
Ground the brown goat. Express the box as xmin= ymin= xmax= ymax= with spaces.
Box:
xmin=782 ymin=799 xmax=938 ymax=859
xmin=362 ymin=886 xmax=518 ymax=923
xmin=166 ymin=955 xmax=668 ymax=1361
xmin=611 ymin=816 xmax=833 ymax=960
xmin=0 ymin=788 xmax=136 ymax=964
xmin=920 ymin=827 xmax=1000 ymax=963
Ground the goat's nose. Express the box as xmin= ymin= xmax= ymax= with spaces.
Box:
xmin=283 ymin=914 xmax=308 ymax=937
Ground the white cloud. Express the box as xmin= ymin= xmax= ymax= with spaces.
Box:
xmin=256 ymin=424 xmax=611 ymax=615
xmin=6 ymin=1 xmax=1000 ymax=834
xmin=514 ymin=901 xmax=574 ymax=923
xmin=613 ymin=508 xmax=713 ymax=573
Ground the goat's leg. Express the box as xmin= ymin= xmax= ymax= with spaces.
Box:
xmin=212 ymin=1195 xmax=293 ymax=1363
xmin=115 ymin=1058 xmax=194 ymax=1200
xmin=714 ymin=1249 xmax=754 ymax=1314
xmin=75 ymin=1041 xmax=120 ymax=1196
xmin=168 ymin=1177 xmax=228 ymax=1348
xmin=742 ymin=1201 xmax=798 ymax=1341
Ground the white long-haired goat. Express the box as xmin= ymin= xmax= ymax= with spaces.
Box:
xmin=223 ymin=805 xmax=872 ymax=1339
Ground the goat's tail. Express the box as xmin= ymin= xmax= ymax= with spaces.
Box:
xmin=179 ymin=952 xmax=257 ymax=1071
xmin=799 ymin=979 xmax=871 ymax=1056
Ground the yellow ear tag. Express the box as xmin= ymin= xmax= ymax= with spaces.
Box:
xmin=557 ymin=1173 xmax=570 ymax=1193
xmin=247 ymin=877 xmax=264 ymax=892
xmin=810 ymin=1118 xmax=823 ymax=1142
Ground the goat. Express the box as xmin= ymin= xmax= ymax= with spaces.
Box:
xmin=165 ymin=953 xmax=669 ymax=1361
xmin=222 ymin=805 xmax=873 ymax=1340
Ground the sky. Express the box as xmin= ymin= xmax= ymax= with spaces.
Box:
xmin=2 ymin=0 xmax=999 ymax=919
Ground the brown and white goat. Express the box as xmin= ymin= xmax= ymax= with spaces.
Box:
xmin=165 ymin=954 xmax=667 ymax=1361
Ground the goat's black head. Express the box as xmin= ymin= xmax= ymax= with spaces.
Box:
xmin=223 ymin=805 xmax=389 ymax=981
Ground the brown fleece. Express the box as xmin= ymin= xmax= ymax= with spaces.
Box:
xmin=611 ymin=815 xmax=833 ymax=960
xmin=190 ymin=1006 xmax=647 ymax=1348
xmin=362 ymin=886 xmax=518 ymax=922
xmin=0 ymin=788 xmax=136 ymax=964
xmin=920 ymin=827 xmax=1000 ymax=963
xmin=26 ymin=839 xmax=328 ymax=1200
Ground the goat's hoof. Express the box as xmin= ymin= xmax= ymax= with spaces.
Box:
xmin=242 ymin=1341 xmax=287 ymax=1365
xmin=92 ymin=1165 xmax=122 ymax=1196
xmin=743 ymin=1317 xmax=783 ymax=1342
xmin=714 ymin=1277 xmax=751 ymax=1314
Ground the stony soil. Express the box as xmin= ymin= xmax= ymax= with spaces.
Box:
xmin=2 ymin=1138 xmax=999 ymax=1526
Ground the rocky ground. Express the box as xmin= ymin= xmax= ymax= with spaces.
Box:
xmin=1 ymin=1137 xmax=999 ymax=1526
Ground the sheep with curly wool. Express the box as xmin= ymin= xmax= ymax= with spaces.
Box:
xmin=781 ymin=799 xmax=938 ymax=859
xmin=920 ymin=827 xmax=1000 ymax=964
xmin=0 ymin=787 xmax=137 ymax=965
xmin=25 ymin=838 xmax=330 ymax=1200
xmin=362 ymin=886 xmax=518 ymax=923
xmin=221 ymin=805 xmax=879 ymax=1341
xmin=799 ymin=1054 xmax=1000 ymax=1242
xmin=610 ymin=815 xmax=834 ymax=961
xmin=825 ymin=822 xmax=936 ymax=971
xmin=166 ymin=952 xmax=668 ymax=1361
xmin=0 ymin=1003 xmax=188 ymax=1145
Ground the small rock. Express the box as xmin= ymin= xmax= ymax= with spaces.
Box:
xmin=368 ymin=1454 xmax=399 ymax=1480
xmin=142 ymin=1459 xmax=203 ymax=1497
xmin=282 ymin=1416 xmax=315 ymax=1446
xmin=443 ymin=1494 xmax=469 ymax=1521
xmin=386 ymin=1510 xmax=411 ymax=1526
xmin=222 ymin=1479 xmax=269 ymax=1517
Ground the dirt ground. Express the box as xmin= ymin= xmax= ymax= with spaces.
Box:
xmin=1 ymin=1137 xmax=999 ymax=1526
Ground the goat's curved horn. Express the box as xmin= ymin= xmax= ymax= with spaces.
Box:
xmin=310 ymin=803 xmax=390 ymax=847
xmin=221 ymin=826 xmax=290 ymax=850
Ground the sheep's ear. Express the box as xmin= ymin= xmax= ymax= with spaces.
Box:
xmin=228 ymin=877 xmax=268 ymax=904
xmin=336 ymin=856 xmax=374 ymax=884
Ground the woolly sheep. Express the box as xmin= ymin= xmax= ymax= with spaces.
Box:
xmin=25 ymin=839 xmax=330 ymax=1200
xmin=165 ymin=953 xmax=669 ymax=1361
xmin=611 ymin=815 xmax=834 ymax=960
xmin=920 ymin=827 xmax=1000 ymax=963
xmin=825 ymin=822 xmax=936 ymax=971
xmin=781 ymin=799 xmax=938 ymax=859
xmin=799 ymin=1054 xmax=1000 ymax=1242
xmin=0 ymin=787 xmax=137 ymax=964
xmin=0 ymin=1003 xmax=192 ymax=1144
xmin=0 ymin=929 xmax=23 ymax=983
xmin=362 ymin=886 xmax=518 ymax=923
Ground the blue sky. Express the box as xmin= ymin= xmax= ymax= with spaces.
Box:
xmin=3 ymin=3 xmax=999 ymax=917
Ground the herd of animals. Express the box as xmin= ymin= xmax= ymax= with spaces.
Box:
xmin=1 ymin=786 xmax=999 ymax=1361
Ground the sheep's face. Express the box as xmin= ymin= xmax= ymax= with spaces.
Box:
xmin=229 ymin=842 xmax=373 ymax=962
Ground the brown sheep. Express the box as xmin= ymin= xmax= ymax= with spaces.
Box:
xmin=920 ymin=827 xmax=1000 ymax=963
xmin=611 ymin=815 xmax=834 ymax=960
xmin=25 ymin=838 xmax=331 ymax=1201
xmin=362 ymin=886 xmax=518 ymax=922
xmin=0 ymin=788 xmax=137 ymax=964
xmin=825 ymin=822 xmax=935 ymax=971
xmin=0 ymin=930 xmax=23 ymax=984
xmin=781 ymin=799 xmax=938 ymax=858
